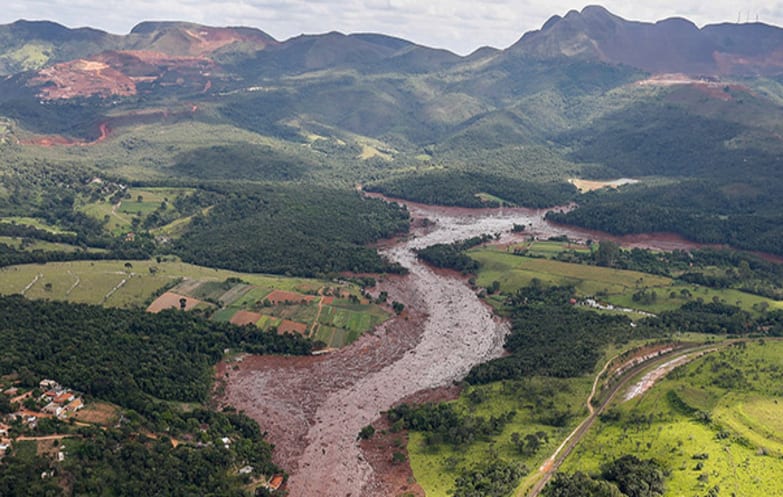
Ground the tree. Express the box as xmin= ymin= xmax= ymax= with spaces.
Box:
xmin=358 ymin=425 xmax=375 ymax=440
xmin=602 ymin=455 xmax=666 ymax=497
xmin=595 ymin=240 xmax=620 ymax=267
xmin=544 ymin=472 xmax=624 ymax=497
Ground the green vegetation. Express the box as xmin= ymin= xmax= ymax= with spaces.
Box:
xmin=366 ymin=170 xmax=575 ymax=208
xmin=0 ymin=259 xmax=320 ymax=308
xmin=0 ymin=294 xmax=310 ymax=412
xmin=0 ymin=407 xmax=283 ymax=497
xmin=562 ymin=341 xmax=783 ymax=497
xmin=0 ymin=259 xmax=390 ymax=348
xmin=406 ymin=377 xmax=592 ymax=497
xmin=545 ymin=456 xmax=666 ymax=497
xmin=466 ymin=284 xmax=654 ymax=384
xmin=415 ymin=234 xmax=494 ymax=273
xmin=173 ymin=184 xmax=409 ymax=276
xmin=469 ymin=247 xmax=783 ymax=315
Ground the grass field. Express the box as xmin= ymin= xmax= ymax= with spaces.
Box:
xmin=79 ymin=187 xmax=196 ymax=236
xmin=470 ymin=248 xmax=783 ymax=315
xmin=512 ymin=240 xmax=593 ymax=257
xmin=562 ymin=340 xmax=783 ymax=497
xmin=0 ymin=216 xmax=75 ymax=235
xmin=408 ymin=377 xmax=593 ymax=497
xmin=0 ymin=259 xmax=326 ymax=308
xmin=0 ymin=236 xmax=106 ymax=254
xmin=0 ymin=258 xmax=390 ymax=347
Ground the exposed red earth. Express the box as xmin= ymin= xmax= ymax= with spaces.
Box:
xmin=359 ymin=385 xmax=462 ymax=497
xmin=146 ymin=292 xmax=203 ymax=313
xmin=28 ymin=50 xmax=218 ymax=101
xmin=216 ymin=197 xmax=783 ymax=496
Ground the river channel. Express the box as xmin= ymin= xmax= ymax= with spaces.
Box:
xmin=218 ymin=199 xmax=710 ymax=496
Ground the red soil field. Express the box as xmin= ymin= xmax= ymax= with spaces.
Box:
xmin=277 ymin=320 xmax=308 ymax=335
xmin=229 ymin=310 xmax=262 ymax=326
xmin=264 ymin=290 xmax=318 ymax=305
xmin=146 ymin=292 xmax=203 ymax=313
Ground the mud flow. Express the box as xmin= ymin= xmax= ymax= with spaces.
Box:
xmin=217 ymin=200 xmax=711 ymax=496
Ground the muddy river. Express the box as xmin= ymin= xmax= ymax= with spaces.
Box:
xmin=218 ymin=199 xmax=712 ymax=496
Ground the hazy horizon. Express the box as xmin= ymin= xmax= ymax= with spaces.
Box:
xmin=1 ymin=1 xmax=780 ymax=55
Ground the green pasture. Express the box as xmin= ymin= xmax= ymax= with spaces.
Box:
xmin=408 ymin=377 xmax=593 ymax=497
xmin=517 ymin=240 xmax=593 ymax=257
xmin=256 ymin=314 xmax=282 ymax=330
xmin=470 ymin=248 xmax=783 ymax=315
xmin=0 ymin=258 xmax=387 ymax=346
xmin=0 ymin=236 xmax=106 ymax=254
xmin=563 ymin=340 xmax=783 ymax=497
xmin=0 ymin=259 xmax=325 ymax=309
xmin=0 ymin=216 xmax=75 ymax=235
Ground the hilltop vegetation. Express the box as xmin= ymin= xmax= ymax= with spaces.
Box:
xmin=174 ymin=184 xmax=409 ymax=276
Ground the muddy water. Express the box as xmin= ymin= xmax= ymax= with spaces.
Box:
xmin=219 ymin=201 xmax=720 ymax=496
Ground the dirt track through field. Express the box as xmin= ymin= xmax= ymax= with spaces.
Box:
xmin=218 ymin=200 xmax=723 ymax=496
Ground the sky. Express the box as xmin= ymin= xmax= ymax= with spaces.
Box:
xmin=1 ymin=1 xmax=781 ymax=54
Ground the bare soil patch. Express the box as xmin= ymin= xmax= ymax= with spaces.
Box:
xmin=264 ymin=290 xmax=318 ymax=305
xmin=73 ymin=401 xmax=119 ymax=426
xmin=230 ymin=310 xmax=262 ymax=326
xmin=277 ymin=320 xmax=308 ymax=335
xmin=146 ymin=291 xmax=203 ymax=313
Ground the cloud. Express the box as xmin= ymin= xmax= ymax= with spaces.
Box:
xmin=2 ymin=1 xmax=783 ymax=54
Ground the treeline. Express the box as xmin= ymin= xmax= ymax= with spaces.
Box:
xmin=0 ymin=295 xmax=311 ymax=417
xmin=415 ymin=235 xmax=494 ymax=272
xmin=453 ymin=459 xmax=523 ymax=497
xmin=0 ymin=241 xmax=154 ymax=268
xmin=550 ymin=242 xmax=783 ymax=300
xmin=366 ymin=170 xmax=575 ymax=208
xmin=641 ymin=301 xmax=755 ymax=335
xmin=173 ymin=184 xmax=410 ymax=277
xmin=386 ymin=402 xmax=515 ymax=446
xmin=544 ymin=455 xmax=666 ymax=497
xmin=466 ymin=283 xmax=782 ymax=385
xmin=546 ymin=180 xmax=783 ymax=257
xmin=466 ymin=283 xmax=648 ymax=384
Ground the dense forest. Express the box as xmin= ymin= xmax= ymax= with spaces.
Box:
xmin=466 ymin=283 xmax=651 ymax=384
xmin=366 ymin=170 xmax=575 ymax=208
xmin=174 ymin=184 xmax=409 ymax=276
xmin=0 ymin=294 xmax=312 ymax=496
xmin=171 ymin=143 xmax=312 ymax=181
xmin=386 ymin=402 xmax=516 ymax=447
xmin=0 ymin=295 xmax=310 ymax=417
xmin=546 ymin=180 xmax=783 ymax=257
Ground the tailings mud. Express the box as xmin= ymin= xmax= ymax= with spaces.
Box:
xmin=217 ymin=199 xmax=724 ymax=496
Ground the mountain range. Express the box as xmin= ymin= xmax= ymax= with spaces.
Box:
xmin=2 ymin=6 xmax=783 ymax=255
xmin=2 ymin=5 xmax=783 ymax=101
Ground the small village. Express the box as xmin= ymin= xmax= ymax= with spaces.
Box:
xmin=0 ymin=376 xmax=286 ymax=492
xmin=0 ymin=378 xmax=84 ymax=463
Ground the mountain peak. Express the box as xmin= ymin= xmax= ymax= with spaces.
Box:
xmin=509 ymin=5 xmax=783 ymax=76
